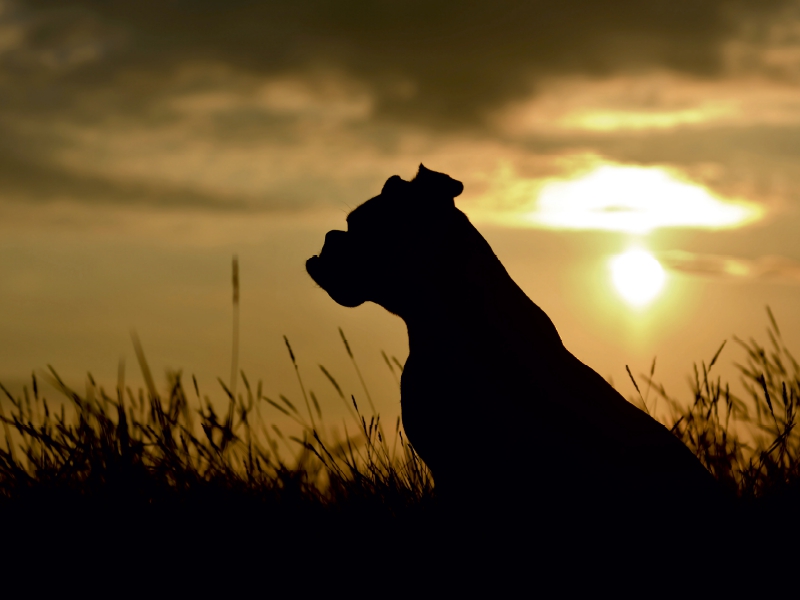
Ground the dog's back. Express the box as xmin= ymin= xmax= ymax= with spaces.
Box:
xmin=399 ymin=207 xmax=721 ymax=511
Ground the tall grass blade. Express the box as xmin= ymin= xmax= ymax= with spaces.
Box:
xmin=131 ymin=331 xmax=158 ymax=401
xmin=230 ymin=255 xmax=240 ymax=398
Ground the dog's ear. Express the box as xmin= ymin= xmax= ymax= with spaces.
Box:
xmin=413 ymin=164 xmax=464 ymax=200
xmin=381 ymin=174 xmax=409 ymax=196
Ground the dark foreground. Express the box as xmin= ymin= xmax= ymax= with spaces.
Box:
xmin=2 ymin=317 xmax=799 ymax=586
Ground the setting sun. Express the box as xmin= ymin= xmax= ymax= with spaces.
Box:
xmin=609 ymin=248 xmax=666 ymax=307
xmin=526 ymin=165 xmax=762 ymax=233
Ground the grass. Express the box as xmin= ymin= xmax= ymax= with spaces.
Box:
xmin=629 ymin=307 xmax=800 ymax=502
xmin=0 ymin=341 xmax=430 ymax=512
xmin=2 ymin=312 xmax=798 ymax=502
xmin=0 ymin=308 xmax=798 ymax=575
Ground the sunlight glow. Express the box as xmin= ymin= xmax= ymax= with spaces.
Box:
xmin=559 ymin=106 xmax=736 ymax=131
xmin=609 ymin=248 xmax=666 ymax=307
xmin=526 ymin=165 xmax=763 ymax=233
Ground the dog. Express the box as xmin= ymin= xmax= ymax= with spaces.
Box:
xmin=307 ymin=165 xmax=723 ymax=521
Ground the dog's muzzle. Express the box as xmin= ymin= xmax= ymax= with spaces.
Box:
xmin=306 ymin=230 xmax=366 ymax=307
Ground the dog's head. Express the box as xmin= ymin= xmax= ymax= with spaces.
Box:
xmin=306 ymin=165 xmax=464 ymax=313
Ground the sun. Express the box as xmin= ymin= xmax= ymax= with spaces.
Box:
xmin=609 ymin=248 xmax=666 ymax=307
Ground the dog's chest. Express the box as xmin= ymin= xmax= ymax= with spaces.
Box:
xmin=398 ymin=355 xmax=462 ymax=456
xmin=399 ymin=352 xmax=496 ymax=447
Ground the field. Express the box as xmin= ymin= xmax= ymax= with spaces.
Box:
xmin=1 ymin=310 xmax=798 ymax=579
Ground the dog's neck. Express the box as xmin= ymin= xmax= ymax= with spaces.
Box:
xmin=382 ymin=214 xmax=564 ymax=357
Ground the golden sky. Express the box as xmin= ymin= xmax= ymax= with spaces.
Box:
xmin=2 ymin=1 xmax=800 ymax=429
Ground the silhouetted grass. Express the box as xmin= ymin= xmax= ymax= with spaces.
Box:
xmin=2 ymin=315 xmax=799 ymax=504
xmin=1 ymin=310 xmax=798 ymax=573
xmin=0 ymin=343 xmax=431 ymax=515
xmin=628 ymin=307 xmax=800 ymax=504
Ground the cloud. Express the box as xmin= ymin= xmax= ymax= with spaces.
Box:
xmin=659 ymin=250 xmax=800 ymax=283
xmin=492 ymin=73 xmax=800 ymax=135
xmin=0 ymin=0 xmax=798 ymax=221
xmin=7 ymin=0 xmax=797 ymax=127
xmin=0 ymin=144 xmax=254 ymax=210
xmin=469 ymin=161 xmax=766 ymax=232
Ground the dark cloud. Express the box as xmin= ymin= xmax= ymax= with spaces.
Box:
xmin=1 ymin=0 xmax=799 ymax=215
xmin=9 ymin=0 xmax=796 ymax=127
xmin=0 ymin=146 xmax=256 ymax=210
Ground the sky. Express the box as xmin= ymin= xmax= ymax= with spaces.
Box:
xmin=2 ymin=0 xmax=800 ymax=435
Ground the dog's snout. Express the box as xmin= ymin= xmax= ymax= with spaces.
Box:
xmin=320 ymin=229 xmax=349 ymax=256
xmin=325 ymin=229 xmax=347 ymax=244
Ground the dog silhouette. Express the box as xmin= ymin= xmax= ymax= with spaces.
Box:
xmin=307 ymin=165 xmax=723 ymax=520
